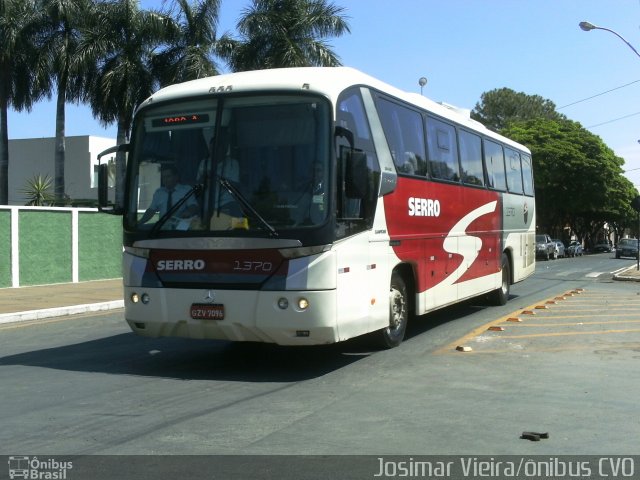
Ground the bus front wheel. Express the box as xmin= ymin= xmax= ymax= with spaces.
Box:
xmin=378 ymin=272 xmax=409 ymax=348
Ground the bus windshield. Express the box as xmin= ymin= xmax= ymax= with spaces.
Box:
xmin=125 ymin=95 xmax=331 ymax=236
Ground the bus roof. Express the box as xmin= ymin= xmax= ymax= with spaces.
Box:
xmin=139 ymin=66 xmax=530 ymax=154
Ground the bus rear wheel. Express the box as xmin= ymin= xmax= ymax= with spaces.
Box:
xmin=488 ymin=253 xmax=510 ymax=306
xmin=377 ymin=272 xmax=409 ymax=348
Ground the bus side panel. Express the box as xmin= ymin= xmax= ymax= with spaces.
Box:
xmin=384 ymin=178 xmax=502 ymax=314
xmin=334 ymin=231 xmax=390 ymax=341
xmin=502 ymin=192 xmax=536 ymax=282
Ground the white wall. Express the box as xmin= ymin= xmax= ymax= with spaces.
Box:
xmin=8 ymin=135 xmax=116 ymax=205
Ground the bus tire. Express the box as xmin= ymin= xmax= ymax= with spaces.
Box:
xmin=488 ymin=254 xmax=510 ymax=306
xmin=377 ymin=272 xmax=409 ymax=348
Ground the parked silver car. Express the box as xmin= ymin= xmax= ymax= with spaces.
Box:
xmin=567 ymin=241 xmax=583 ymax=257
xmin=536 ymin=234 xmax=556 ymax=260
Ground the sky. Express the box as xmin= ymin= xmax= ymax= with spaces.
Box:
xmin=8 ymin=0 xmax=640 ymax=187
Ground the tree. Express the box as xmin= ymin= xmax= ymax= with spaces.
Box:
xmin=224 ymin=0 xmax=350 ymax=71
xmin=153 ymin=0 xmax=223 ymax=86
xmin=81 ymin=0 xmax=173 ymax=205
xmin=40 ymin=0 xmax=94 ymax=204
xmin=471 ymin=87 xmax=565 ymax=133
xmin=502 ymin=118 xmax=637 ymax=241
xmin=0 ymin=0 xmax=48 ymax=205
xmin=603 ymin=174 xmax=637 ymax=243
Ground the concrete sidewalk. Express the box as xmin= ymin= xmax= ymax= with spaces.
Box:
xmin=0 ymin=278 xmax=124 ymax=324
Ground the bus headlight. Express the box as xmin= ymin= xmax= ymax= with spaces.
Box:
xmin=297 ymin=298 xmax=309 ymax=310
xmin=131 ymin=292 xmax=150 ymax=304
xmin=277 ymin=298 xmax=289 ymax=310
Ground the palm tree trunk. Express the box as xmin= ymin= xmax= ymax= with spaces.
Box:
xmin=115 ymin=116 xmax=128 ymax=207
xmin=54 ymin=87 xmax=66 ymax=203
xmin=0 ymin=79 xmax=9 ymax=206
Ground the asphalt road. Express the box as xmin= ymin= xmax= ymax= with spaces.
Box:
xmin=1 ymin=253 xmax=639 ymax=471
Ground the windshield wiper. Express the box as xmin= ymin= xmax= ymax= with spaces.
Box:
xmin=218 ymin=177 xmax=278 ymax=237
xmin=149 ymin=184 xmax=202 ymax=237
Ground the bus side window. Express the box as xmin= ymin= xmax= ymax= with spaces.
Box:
xmin=521 ymin=153 xmax=534 ymax=196
xmin=484 ymin=139 xmax=507 ymax=191
xmin=375 ymin=97 xmax=427 ymax=176
xmin=458 ymin=129 xmax=484 ymax=186
xmin=336 ymin=88 xmax=381 ymax=238
xmin=505 ymin=147 xmax=523 ymax=194
xmin=426 ymin=116 xmax=459 ymax=182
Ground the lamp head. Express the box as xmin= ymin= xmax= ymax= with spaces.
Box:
xmin=579 ymin=21 xmax=596 ymax=31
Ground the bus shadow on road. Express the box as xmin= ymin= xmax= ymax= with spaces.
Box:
xmin=402 ymin=294 xmax=522 ymax=343
xmin=0 ymin=295 xmax=518 ymax=382
xmin=0 ymin=332 xmax=375 ymax=382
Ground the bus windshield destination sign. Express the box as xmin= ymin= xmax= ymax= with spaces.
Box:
xmin=151 ymin=114 xmax=209 ymax=128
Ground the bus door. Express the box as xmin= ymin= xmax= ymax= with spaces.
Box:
xmin=334 ymin=88 xmax=384 ymax=339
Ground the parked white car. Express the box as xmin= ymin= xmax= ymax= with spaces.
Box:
xmin=552 ymin=240 xmax=566 ymax=258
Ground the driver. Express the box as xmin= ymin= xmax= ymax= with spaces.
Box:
xmin=139 ymin=164 xmax=198 ymax=223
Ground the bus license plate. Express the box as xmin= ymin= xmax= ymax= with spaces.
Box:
xmin=190 ymin=303 xmax=224 ymax=320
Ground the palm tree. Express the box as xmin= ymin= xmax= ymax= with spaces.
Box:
xmin=0 ymin=0 xmax=49 ymax=205
xmin=153 ymin=0 xmax=224 ymax=86
xmin=40 ymin=0 xmax=94 ymax=204
xmin=225 ymin=0 xmax=350 ymax=72
xmin=21 ymin=174 xmax=55 ymax=206
xmin=81 ymin=0 xmax=173 ymax=205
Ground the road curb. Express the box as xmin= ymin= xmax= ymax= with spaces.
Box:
xmin=0 ymin=300 xmax=124 ymax=325
xmin=612 ymin=265 xmax=640 ymax=282
xmin=613 ymin=275 xmax=640 ymax=282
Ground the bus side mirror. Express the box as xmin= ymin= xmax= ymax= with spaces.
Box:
xmin=97 ymin=163 xmax=122 ymax=214
xmin=335 ymin=126 xmax=354 ymax=148
xmin=97 ymin=144 xmax=127 ymax=214
xmin=98 ymin=163 xmax=109 ymax=208
xmin=345 ymin=149 xmax=368 ymax=199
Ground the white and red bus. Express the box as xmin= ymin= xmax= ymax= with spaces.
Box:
xmin=98 ymin=67 xmax=535 ymax=348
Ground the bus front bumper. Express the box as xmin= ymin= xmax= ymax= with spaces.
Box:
xmin=124 ymin=287 xmax=339 ymax=346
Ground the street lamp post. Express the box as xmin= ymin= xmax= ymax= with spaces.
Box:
xmin=418 ymin=77 xmax=427 ymax=95
xmin=581 ymin=21 xmax=640 ymax=268
xmin=579 ymin=21 xmax=640 ymax=59
xmin=633 ymin=196 xmax=640 ymax=270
